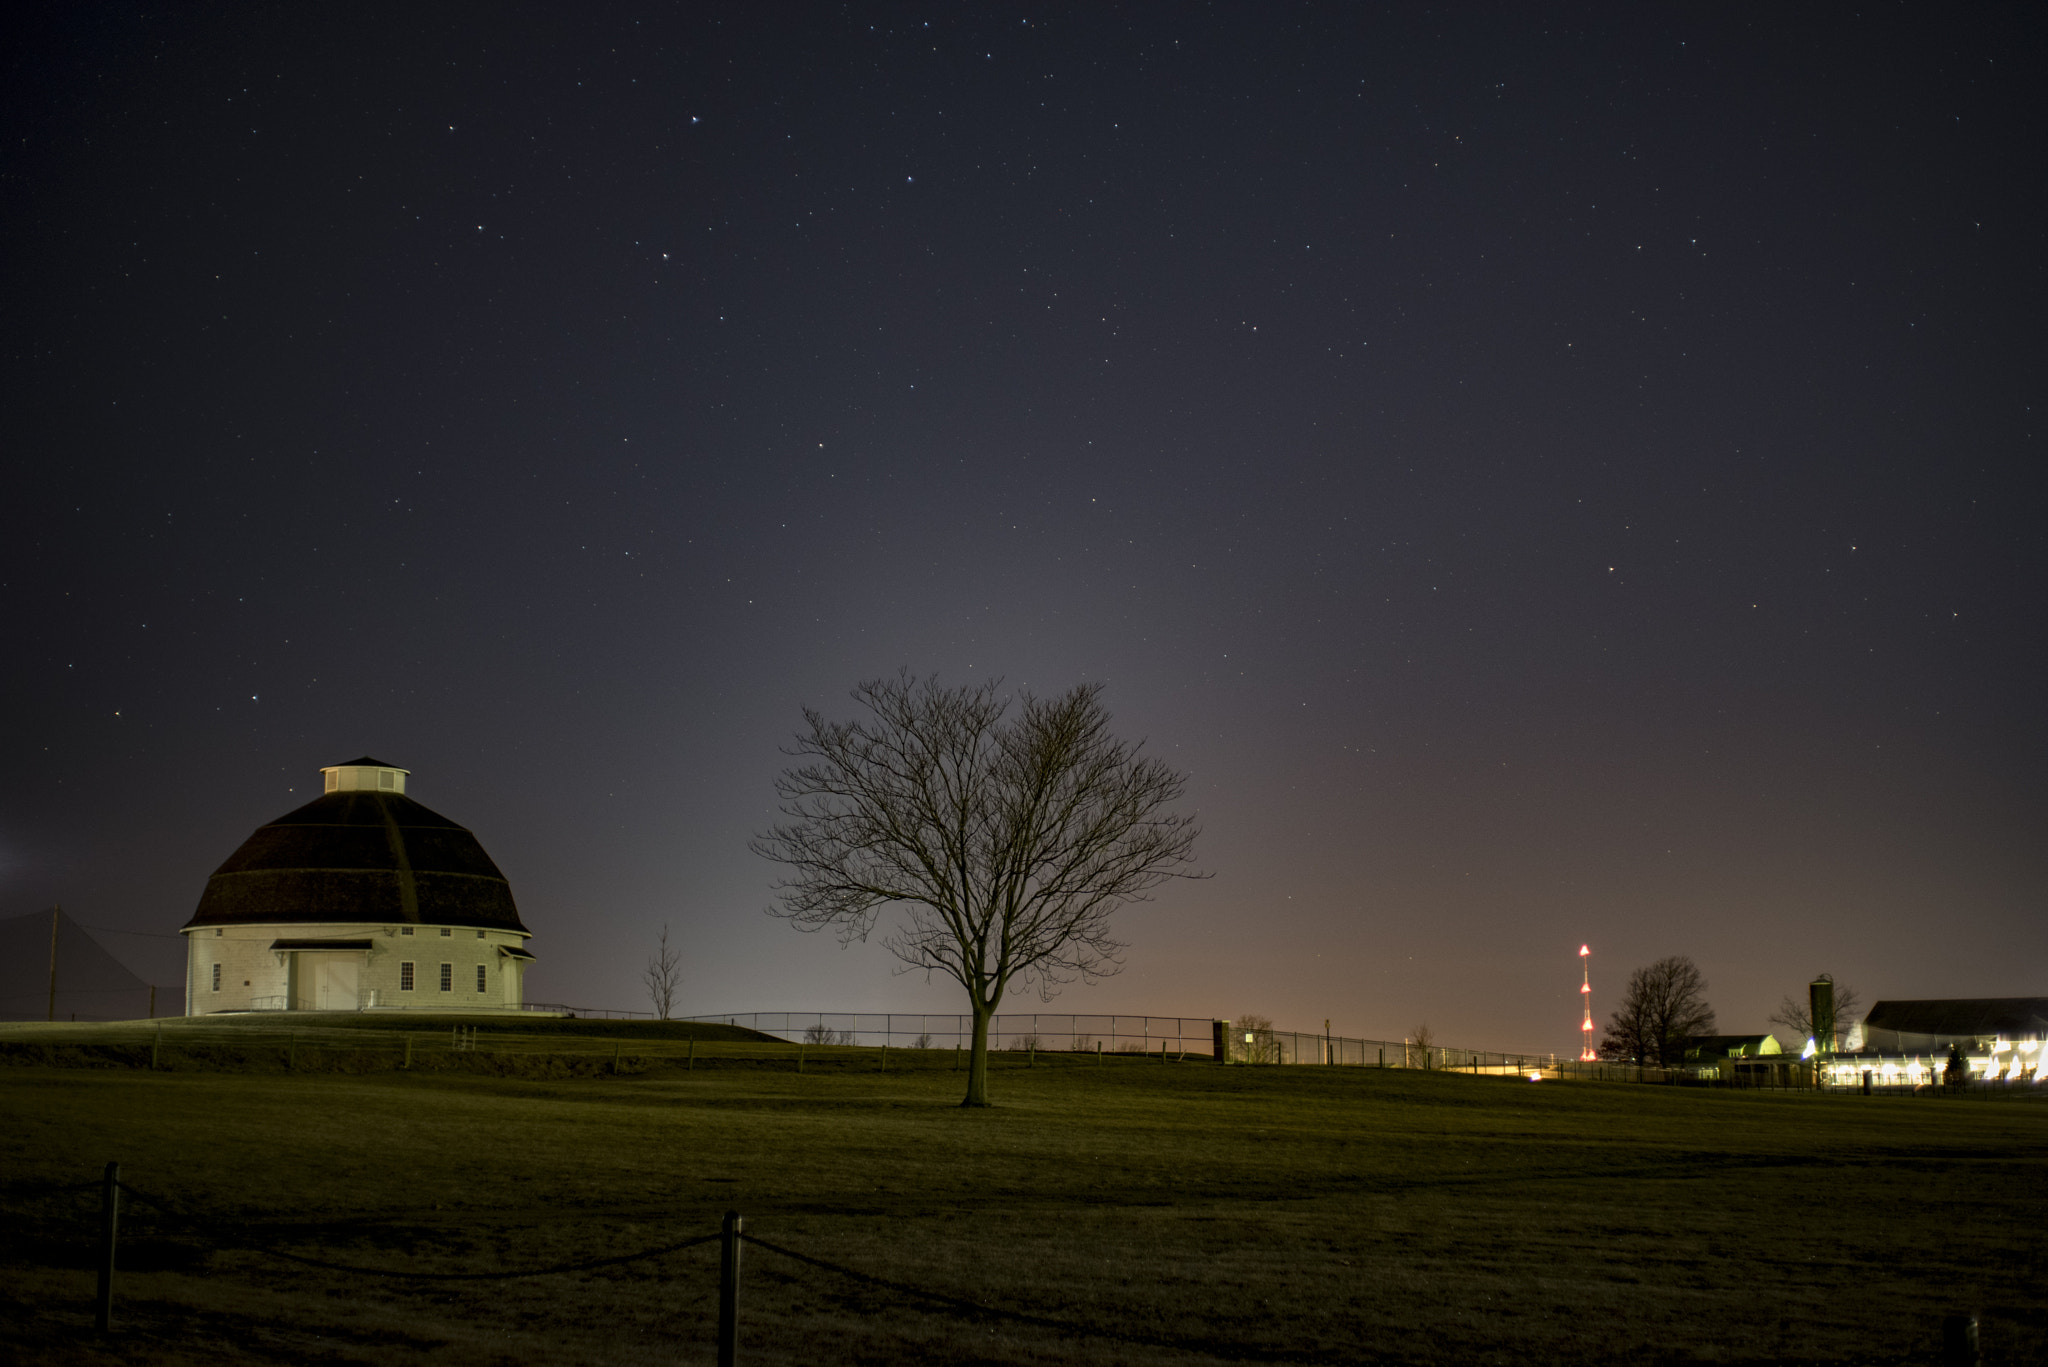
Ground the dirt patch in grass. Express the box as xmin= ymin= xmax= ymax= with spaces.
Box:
xmin=2 ymin=1061 xmax=2043 ymax=1364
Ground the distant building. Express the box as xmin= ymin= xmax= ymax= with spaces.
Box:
xmin=1821 ymin=998 xmax=2047 ymax=1088
xmin=181 ymin=758 xmax=535 ymax=1015
xmin=1684 ymin=1034 xmax=1782 ymax=1065
xmin=1682 ymin=1033 xmax=1787 ymax=1084
xmin=1855 ymin=998 xmax=2048 ymax=1054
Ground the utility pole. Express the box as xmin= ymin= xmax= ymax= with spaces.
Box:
xmin=48 ymin=905 xmax=61 ymax=1022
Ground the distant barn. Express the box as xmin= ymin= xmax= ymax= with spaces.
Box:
xmin=1857 ymin=998 xmax=2048 ymax=1055
xmin=182 ymin=758 xmax=535 ymax=1015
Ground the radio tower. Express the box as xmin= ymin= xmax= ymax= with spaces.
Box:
xmin=1579 ymin=945 xmax=1598 ymax=1060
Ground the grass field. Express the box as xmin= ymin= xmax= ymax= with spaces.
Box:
xmin=2 ymin=1028 xmax=2044 ymax=1366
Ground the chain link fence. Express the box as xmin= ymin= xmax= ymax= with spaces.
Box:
xmin=680 ymin=1012 xmax=1217 ymax=1054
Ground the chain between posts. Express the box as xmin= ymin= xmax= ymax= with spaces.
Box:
xmin=54 ymin=1182 xmax=1999 ymax=1364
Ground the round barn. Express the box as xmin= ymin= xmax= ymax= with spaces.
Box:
xmin=181 ymin=758 xmax=535 ymax=1015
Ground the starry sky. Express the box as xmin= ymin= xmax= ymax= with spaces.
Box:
xmin=4 ymin=4 xmax=2042 ymax=1050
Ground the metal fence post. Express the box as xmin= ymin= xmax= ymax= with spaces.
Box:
xmin=95 ymin=1161 xmax=119 ymax=1332
xmin=718 ymin=1210 xmax=743 ymax=1367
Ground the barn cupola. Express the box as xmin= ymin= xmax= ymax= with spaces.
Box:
xmin=322 ymin=757 xmax=410 ymax=794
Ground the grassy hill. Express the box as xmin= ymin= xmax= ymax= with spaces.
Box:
xmin=1 ymin=1049 xmax=2042 ymax=1364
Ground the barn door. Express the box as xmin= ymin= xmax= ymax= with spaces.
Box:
xmin=313 ymin=957 xmax=360 ymax=1011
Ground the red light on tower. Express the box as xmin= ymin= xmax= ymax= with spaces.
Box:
xmin=1578 ymin=944 xmax=1597 ymax=1061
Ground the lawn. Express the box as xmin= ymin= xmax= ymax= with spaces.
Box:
xmin=1 ymin=1036 xmax=2042 ymax=1366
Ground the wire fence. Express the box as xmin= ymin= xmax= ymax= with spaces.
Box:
xmin=17 ymin=1162 xmax=2001 ymax=1363
xmin=25 ymin=1168 xmax=1361 ymax=1362
xmin=680 ymin=1011 xmax=1218 ymax=1054
xmin=8 ymin=1013 xmax=2038 ymax=1094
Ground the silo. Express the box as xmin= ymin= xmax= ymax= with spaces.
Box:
xmin=1809 ymin=977 xmax=1836 ymax=1053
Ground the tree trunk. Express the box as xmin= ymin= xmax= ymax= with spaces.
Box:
xmin=961 ymin=1005 xmax=994 ymax=1107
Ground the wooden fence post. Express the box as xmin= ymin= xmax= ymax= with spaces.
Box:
xmin=150 ymin=1024 xmax=161 ymax=1072
xmin=95 ymin=1161 xmax=119 ymax=1332
xmin=798 ymin=1044 xmax=805 ymax=1075
xmin=879 ymin=1044 xmax=888 ymax=1073
xmin=718 ymin=1210 xmax=743 ymax=1367
xmin=612 ymin=1041 xmax=621 ymax=1075
xmin=287 ymin=1033 xmax=296 ymax=1071
xmin=1096 ymin=1040 xmax=1103 ymax=1065
xmin=403 ymin=1036 xmax=412 ymax=1070
xmin=688 ymin=1039 xmax=696 ymax=1071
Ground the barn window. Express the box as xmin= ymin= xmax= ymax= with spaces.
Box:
xmin=476 ymin=929 xmax=485 ymax=939
xmin=439 ymin=963 xmax=452 ymax=992
xmin=211 ymin=964 xmax=221 ymax=992
xmin=325 ymin=770 xmax=338 ymax=792
xmin=379 ymin=769 xmax=395 ymax=789
xmin=476 ymin=965 xmax=487 ymax=992
xmin=400 ymin=962 xmax=415 ymax=991
xmin=400 ymin=926 xmax=414 ymax=936
xmin=440 ymin=927 xmax=452 ymax=937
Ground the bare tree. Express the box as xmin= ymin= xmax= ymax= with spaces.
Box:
xmin=1601 ymin=956 xmax=1717 ymax=1066
xmin=1407 ymin=1022 xmax=1436 ymax=1070
xmin=801 ymin=1020 xmax=853 ymax=1046
xmin=752 ymin=674 xmax=1203 ymax=1106
xmin=1235 ymin=1013 xmax=1280 ymax=1064
xmin=641 ymin=923 xmax=682 ymax=1021
xmin=1767 ymin=976 xmax=1863 ymax=1052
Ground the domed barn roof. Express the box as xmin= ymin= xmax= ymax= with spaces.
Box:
xmin=184 ymin=759 xmax=529 ymax=934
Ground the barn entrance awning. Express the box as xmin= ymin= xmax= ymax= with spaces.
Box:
xmin=269 ymin=939 xmax=374 ymax=951
xmin=497 ymin=945 xmax=537 ymax=962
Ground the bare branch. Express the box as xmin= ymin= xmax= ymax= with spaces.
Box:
xmin=752 ymin=673 xmax=1205 ymax=1105
xmin=1599 ymin=956 xmax=1716 ymax=1066
xmin=641 ymin=924 xmax=682 ymax=1021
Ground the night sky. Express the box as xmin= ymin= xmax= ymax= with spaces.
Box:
xmin=5 ymin=5 xmax=2042 ymax=1051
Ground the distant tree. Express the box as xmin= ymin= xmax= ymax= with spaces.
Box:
xmin=641 ymin=924 xmax=682 ymax=1021
xmin=1235 ymin=1013 xmax=1280 ymax=1064
xmin=1601 ymin=956 xmax=1717 ymax=1066
xmin=1767 ymin=976 xmax=1863 ymax=1052
xmin=1943 ymin=1041 xmax=1969 ymax=1090
xmin=753 ymin=674 xmax=1203 ymax=1107
xmin=1406 ymin=1022 xmax=1436 ymax=1070
xmin=801 ymin=1020 xmax=853 ymax=1046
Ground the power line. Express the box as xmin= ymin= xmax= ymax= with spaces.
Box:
xmin=78 ymin=924 xmax=185 ymax=941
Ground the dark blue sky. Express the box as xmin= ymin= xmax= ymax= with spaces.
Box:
xmin=4 ymin=4 xmax=2042 ymax=1048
